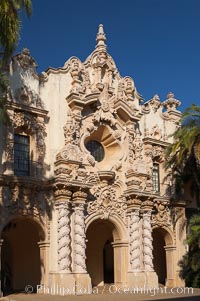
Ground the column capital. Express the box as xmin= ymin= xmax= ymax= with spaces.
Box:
xmin=142 ymin=199 xmax=153 ymax=212
xmin=127 ymin=198 xmax=142 ymax=212
xmin=54 ymin=187 xmax=72 ymax=202
xmin=164 ymin=245 xmax=176 ymax=251
xmin=38 ymin=241 xmax=50 ymax=248
xmin=112 ymin=241 xmax=128 ymax=248
xmin=72 ymin=190 xmax=87 ymax=204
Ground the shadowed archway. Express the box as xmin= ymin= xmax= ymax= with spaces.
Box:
xmin=1 ymin=217 xmax=45 ymax=294
xmin=86 ymin=216 xmax=128 ymax=287
xmin=153 ymin=227 xmax=175 ymax=287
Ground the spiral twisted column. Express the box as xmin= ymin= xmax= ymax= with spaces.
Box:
xmin=56 ymin=201 xmax=71 ymax=272
xmin=129 ymin=209 xmax=141 ymax=271
xmin=72 ymin=191 xmax=87 ymax=273
xmin=143 ymin=209 xmax=154 ymax=272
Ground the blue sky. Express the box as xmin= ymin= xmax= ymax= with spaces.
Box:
xmin=18 ymin=0 xmax=200 ymax=110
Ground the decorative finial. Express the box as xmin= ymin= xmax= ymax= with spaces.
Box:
xmin=163 ymin=92 xmax=181 ymax=111
xmin=96 ymin=24 xmax=107 ymax=48
xmin=167 ymin=92 xmax=175 ymax=99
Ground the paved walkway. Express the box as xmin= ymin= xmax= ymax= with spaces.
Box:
xmin=1 ymin=287 xmax=200 ymax=301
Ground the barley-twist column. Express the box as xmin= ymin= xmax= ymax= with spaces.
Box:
xmin=55 ymin=189 xmax=72 ymax=272
xmin=56 ymin=202 xmax=71 ymax=272
xmin=129 ymin=209 xmax=141 ymax=271
xmin=72 ymin=191 xmax=87 ymax=273
xmin=143 ymin=204 xmax=154 ymax=272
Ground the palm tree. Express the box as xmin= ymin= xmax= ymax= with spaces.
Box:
xmin=166 ymin=104 xmax=200 ymax=206
xmin=0 ymin=0 xmax=32 ymax=122
xmin=179 ymin=214 xmax=200 ymax=287
xmin=0 ymin=0 xmax=32 ymax=64
xmin=166 ymin=104 xmax=200 ymax=286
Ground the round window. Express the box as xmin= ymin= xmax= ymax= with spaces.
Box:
xmin=85 ymin=140 xmax=105 ymax=162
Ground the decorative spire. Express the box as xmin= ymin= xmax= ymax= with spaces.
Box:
xmin=96 ymin=24 xmax=107 ymax=48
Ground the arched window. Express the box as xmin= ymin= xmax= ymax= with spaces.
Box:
xmin=85 ymin=140 xmax=105 ymax=162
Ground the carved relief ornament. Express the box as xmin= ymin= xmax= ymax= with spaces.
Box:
xmin=152 ymin=199 xmax=171 ymax=227
xmin=87 ymin=186 xmax=127 ymax=221
xmin=15 ymin=48 xmax=37 ymax=69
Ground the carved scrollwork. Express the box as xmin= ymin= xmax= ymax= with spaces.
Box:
xmin=93 ymin=83 xmax=117 ymax=127
xmin=64 ymin=108 xmax=81 ymax=146
xmin=152 ymin=199 xmax=171 ymax=227
xmin=127 ymin=126 xmax=143 ymax=170
xmin=60 ymin=144 xmax=83 ymax=162
xmin=12 ymin=111 xmax=35 ymax=132
xmin=152 ymin=145 xmax=165 ymax=161
xmin=133 ymin=128 xmax=143 ymax=160
xmin=1 ymin=183 xmax=52 ymax=232
xmin=87 ymin=186 xmax=127 ymax=221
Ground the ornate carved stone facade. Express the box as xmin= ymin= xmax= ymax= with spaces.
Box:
xmin=0 ymin=25 xmax=190 ymax=294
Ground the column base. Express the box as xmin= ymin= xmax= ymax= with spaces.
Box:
xmin=165 ymin=278 xmax=176 ymax=287
xmin=73 ymin=273 xmax=92 ymax=294
xmin=128 ymin=271 xmax=158 ymax=289
xmin=128 ymin=271 xmax=146 ymax=288
xmin=145 ymin=271 xmax=158 ymax=288
xmin=47 ymin=272 xmax=76 ymax=295
xmin=175 ymin=271 xmax=185 ymax=287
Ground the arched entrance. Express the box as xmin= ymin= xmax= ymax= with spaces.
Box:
xmin=152 ymin=227 xmax=175 ymax=287
xmin=1 ymin=217 xmax=44 ymax=294
xmin=86 ymin=217 xmax=128 ymax=287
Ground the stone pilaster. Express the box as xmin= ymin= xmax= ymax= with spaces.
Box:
xmin=38 ymin=241 xmax=50 ymax=285
xmin=164 ymin=245 xmax=176 ymax=287
xmin=3 ymin=127 xmax=14 ymax=175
